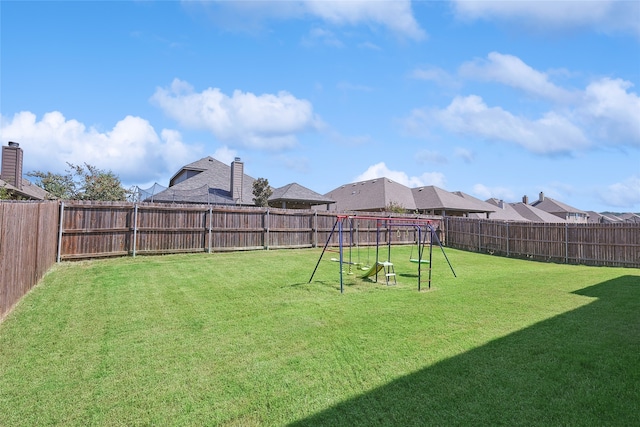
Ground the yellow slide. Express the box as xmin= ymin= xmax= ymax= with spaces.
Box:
xmin=361 ymin=262 xmax=385 ymax=278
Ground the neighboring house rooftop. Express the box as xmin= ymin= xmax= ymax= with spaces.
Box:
xmin=1 ymin=142 xmax=52 ymax=200
xmin=412 ymin=186 xmax=494 ymax=217
xmin=151 ymin=156 xmax=255 ymax=205
xmin=587 ymin=211 xmax=624 ymax=223
xmin=324 ymin=178 xmax=417 ymax=212
xmin=511 ymin=202 xmax=567 ymax=223
xmin=530 ymin=192 xmax=588 ymax=222
xmin=618 ymin=212 xmax=640 ymax=223
xmin=269 ymin=183 xmax=334 ymax=210
xmin=469 ymin=198 xmax=531 ymax=221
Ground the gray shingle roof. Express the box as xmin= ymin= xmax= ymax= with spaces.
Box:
xmin=324 ymin=178 xmax=417 ymax=212
xmin=531 ymin=196 xmax=587 ymax=215
xmin=0 ymin=177 xmax=51 ymax=200
xmin=469 ymin=198 xmax=529 ymax=221
xmin=618 ymin=212 xmax=640 ymax=223
xmin=586 ymin=211 xmax=625 ymax=223
xmin=152 ymin=156 xmax=256 ymax=205
xmin=511 ymin=203 xmax=567 ymax=222
xmin=269 ymin=183 xmax=334 ymax=205
xmin=412 ymin=186 xmax=494 ymax=214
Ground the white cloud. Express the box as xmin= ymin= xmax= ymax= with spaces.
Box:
xmin=579 ymin=78 xmax=640 ymax=145
xmin=190 ymin=0 xmax=426 ymax=40
xmin=451 ymin=0 xmax=640 ymax=37
xmin=459 ymin=52 xmax=576 ymax=103
xmin=211 ymin=146 xmax=239 ymax=165
xmin=405 ymin=53 xmax=640 ymax=154
xmin=302 ymin=27 xmax=344 ymax=48
xmin=410 ymin=66 xmax=459 ymax=88
xmin=337 ymin=81 xmax=373 ymax=92
xmin=0 ymin=111 xmax=195 ymax=185
xmin=454 ymin=147 xmax=475 ymax=163
xmin=472 ymin=183 xmax=516 ymax=202
xmin=150 ymin=79 xmax=324 ymax=150
xmin=598 ymin=175 xmax=640 ymax=208
xmin=413 ymin=95 xmax=590 ymax=154
xmin=415 ymin=149 xmax=447 ymax=164
xmin=354 ymin=162 xmax=446 ymax=188
xmin=304 ymin=0 xmax=426 ymax=40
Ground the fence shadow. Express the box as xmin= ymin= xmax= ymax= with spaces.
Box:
xmin=288 ymin=275 xmax=640 ymax=426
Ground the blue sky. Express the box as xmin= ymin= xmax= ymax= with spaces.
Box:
xmin=1 ymin=1 xmax=639 ymax=212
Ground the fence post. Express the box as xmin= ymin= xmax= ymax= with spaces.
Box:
xmin=313 ymin=211 xmax=317 ymax=248
xmin=565 ymin=222 xmax=569 ymax=264
xmin=132 ymin=203 xmax=138 ymax=257
xmin=265 ymin=209 xmax=270 ymax=250
xmin=506 ymin=222 xmax=510 ymax=257
xmin=208 ymin=206 xmax=212 ymax=253
xmin=56 ymin=201 xmax=64 ymax=263
xmin=478 ymin=220 xmax=482 ymax=252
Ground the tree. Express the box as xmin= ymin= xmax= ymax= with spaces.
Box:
xmin=385 ymin=201 xmax=406 ymax=213
xmin=0 ymin=184 xmax=12 ymax=200
xmin=28 ymin=163 xmax=129 ymax=201
xmin=26 ymin=170 xmax=76 ymax=199
xmin=252 ymin=177 xmax=272 ymax=207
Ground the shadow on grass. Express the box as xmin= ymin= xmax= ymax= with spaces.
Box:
xmin=289 ymin=275 xmax=640 ymax=426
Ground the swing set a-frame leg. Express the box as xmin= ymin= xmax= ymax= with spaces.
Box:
xmin=308 ymin=218 xmax=340 ymax=284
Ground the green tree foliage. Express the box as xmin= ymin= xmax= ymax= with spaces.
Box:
xmin=385 ymin=201 xmax=406 ymax=213
xmin=28 ymin=163 xmax=129 ymax=201
xmin=0 ymin=184 xmax=12 ymax=200
xmin=252 ymin=177 xmax=273 ymax=207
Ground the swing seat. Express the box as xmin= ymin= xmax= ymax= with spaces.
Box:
xmin=410 ymin=259 xmax=430 ymax=264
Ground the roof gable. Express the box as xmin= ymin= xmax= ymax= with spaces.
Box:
xmin=154 ymin=156 xmax=256 ymax=205
xmin=412 ymin=186 xmax=494 ymax=213
xmin=531 ymin=196 xmax=586 ymax=214
xmin=511 ymin=203 xmax=567 ymax=222
xmin=270 ymin=183 xmax=334 ymax=204
xmin=469 ymin=198 xmax=529 ymax=221
xmin=325 ymin=178 xmax=416 ymax=211
xmin=1 ymin=177 xmax=51 ymax=200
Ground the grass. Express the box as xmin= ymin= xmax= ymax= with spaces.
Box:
xmin=0 ymin=247 xmax=638 ymax=426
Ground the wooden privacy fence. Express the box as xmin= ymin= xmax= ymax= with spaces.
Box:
xmin=0 ymin=201 xmax=59 ymax=320
xmin=3 ymin=200 xmax=639 ymax=319
xmin=445 ymin=217 xmax=640 ymax=268
xmin=58 ymin=202 xmax=442 ymax=260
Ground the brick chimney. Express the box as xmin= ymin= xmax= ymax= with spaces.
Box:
xmin=522 ymin=195 xmax=529 ymax=204
xmin=230 ymin=157 xmax=244 ymax=202
xmin=1 ymin=142 xmax=23 ymax=190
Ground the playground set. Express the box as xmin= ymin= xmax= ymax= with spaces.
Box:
xmin=309 ymin=215 xmax=456 ymax=293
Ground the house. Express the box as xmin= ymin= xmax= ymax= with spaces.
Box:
xmin=511 ymin=202 xmax=568 ymax=223
xmin=268 ymin=183 xmax=334 ymax=210
xmin=468 ymin=198 xmax=529 ymax=221
xmin=617 ymin=212 xmax=640 ymax=223
xmin=586 ymin=211 xmax=624 ymax=224
xmin=149 ymin=157 xmax=256 ymax=205
xmin=322 ymin=180 xmax=496 ymax=217
xmin=147 ymin=156 xmax=334 ymax=209
xmin=530 ymin=192 xmax=589 ymax=223
xmin=323 ymin=178 xmax=417 ymax=212
xmin=467 ymin=197 xmax=568 ymax=222
xmin=0 ymin=142 xmax=51 ymax=200
xmin=412 ymin=186 xmax=495 ymax=217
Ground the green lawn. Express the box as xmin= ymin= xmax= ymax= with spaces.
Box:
xmin=1 ymin=247 xmax=638 ymax=426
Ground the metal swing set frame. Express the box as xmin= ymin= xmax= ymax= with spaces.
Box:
xmin=309 ymin=215 xmax=456 ymax=293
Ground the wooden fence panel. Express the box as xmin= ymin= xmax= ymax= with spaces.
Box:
xmin=267 ymin=209 xmax=314 ymax=249
xmin=61 ymin=202 xmax=131 ymax=259
xmin=210 ymin=207 xmax=264 ymax=250
xmin=0 ymin=201 xmax=58 ymax=320
xmin=446 ymin=217 xmax=640 ymax=268
xmin=136 ymin=205 xmax=209 ymax=254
